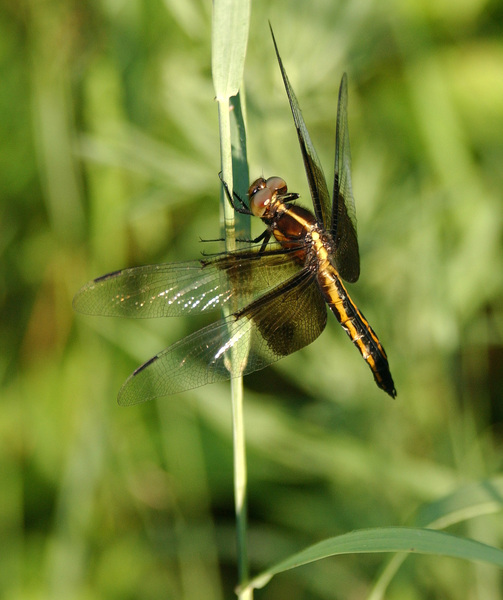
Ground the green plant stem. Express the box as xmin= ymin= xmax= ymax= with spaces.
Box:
xmin=212 ymin=2 xmax=251 ymax=591
xmin=216 ymin=96 xmax=251 ymax=598
xmin=231 ymin=377 xmax=250 ymax=595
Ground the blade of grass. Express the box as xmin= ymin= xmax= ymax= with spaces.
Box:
xmin=213 ymin=0 xmax=251 ymax=247
xmin=212 ymin=2 xmax=251 ymax=597
xmin=241 ymin=527 xmax=503 ymax=593
xmin=368 ymin=476 xmax=503 ymax=600
xmin=212 ymin=0 xmax=250 ymax=102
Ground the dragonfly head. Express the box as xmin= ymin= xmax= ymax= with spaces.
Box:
xmin=248 ymin=176 xmax=293 ymax=218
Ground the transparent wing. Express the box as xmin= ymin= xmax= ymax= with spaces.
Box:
xmin=332 ymin=73 xmax=360 ymax=283
xmin=118 ymin=268 xmax=327 ymax=405
xmin=73 ymin=246 xmax=303 ymax=319
xmin=270 ymin=26 xmax=332 ymax=230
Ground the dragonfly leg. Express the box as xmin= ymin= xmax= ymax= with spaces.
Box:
xmin=218 ymin=172 xmax=252 ymax=215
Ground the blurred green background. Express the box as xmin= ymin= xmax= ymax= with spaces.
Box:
xmin=2 ymin=0 xmax=503 ymax=598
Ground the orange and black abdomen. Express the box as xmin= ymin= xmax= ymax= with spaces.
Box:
xmin=318 ymin=266 xmax=396 ymax=398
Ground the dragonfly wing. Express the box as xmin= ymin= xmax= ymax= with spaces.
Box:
xmin=118 ymin=268 xmax=327 ymax=405
xmin=73 ymin=246 xmax=303 ymax=319
xmin=332 ymin=73 xmax=360 ymax=283
xmin=270 ymin=26 xmax=332 ymax=230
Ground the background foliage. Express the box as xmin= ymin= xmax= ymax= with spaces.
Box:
xmin=1 ymin=0 xmax=503 ymax=598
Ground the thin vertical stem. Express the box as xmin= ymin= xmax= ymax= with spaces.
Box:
xmin=217 ymin=95 xmax=252 ymax=598
xmin=231 ymin=378 xmax=251 ymax=597
xmin=212 ymin=1 xmax=251 ymax=593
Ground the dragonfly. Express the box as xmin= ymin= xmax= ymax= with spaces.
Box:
xmin=73 ymin=28 xmax=396 ymax=405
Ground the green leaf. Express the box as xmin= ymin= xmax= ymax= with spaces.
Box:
xmin=212 ymin=0 xmax=251 ymax=100
xmin=242 ymin=527 xmax=503 ymax=592
xmin=369 ymin=477 xmax=503 ymax=599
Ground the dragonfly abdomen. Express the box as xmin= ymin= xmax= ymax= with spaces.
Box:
xmin=318 ymin=267 xmax=396 ymax=398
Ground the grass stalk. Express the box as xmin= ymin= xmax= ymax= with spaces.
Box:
xmin=212 ymin=1 xmax=251 ymax=595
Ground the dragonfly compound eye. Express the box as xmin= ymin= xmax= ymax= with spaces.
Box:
xmin=265 ymin=176 xmax=288 ymax=195
xmin=249 ymin=186 xmax=273 ymax=218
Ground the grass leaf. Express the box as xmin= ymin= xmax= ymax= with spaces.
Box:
xmin=243 ymin=527 xmax=503 ymax=591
